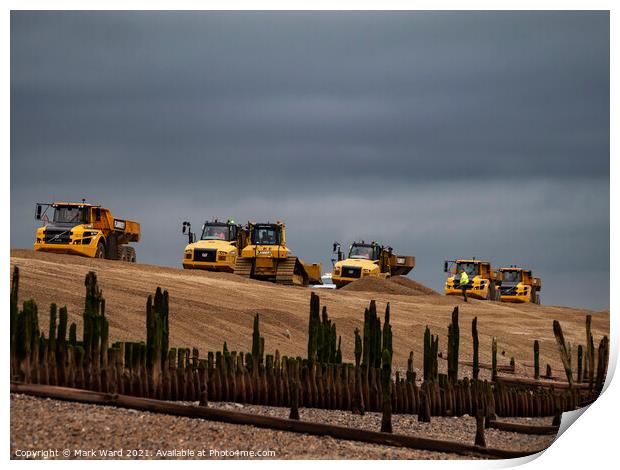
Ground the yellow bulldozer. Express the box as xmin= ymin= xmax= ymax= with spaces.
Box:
xmin=330 ymin=240 xmax=415 ymax=288
xmin=233 ymin=221 xmax=322 ymax=286
xmin=496 ymin=266 xmax=541 ymax=304
xmin=181 ymin=219 xmax=246 ymax=272
xmin=34 ymin=200 xmax=140 ymax=261
xmin=443 ymin=258 xmax=498 ymax=300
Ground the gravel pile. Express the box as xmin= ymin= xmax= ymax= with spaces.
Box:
xmin=341 ymin=276 xmax=439 ymax=296
xmin=11 ymin=394 xmax=474 ymax=460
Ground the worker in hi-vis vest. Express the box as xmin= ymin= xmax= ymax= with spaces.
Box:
xmin=459 ymin=268 xmax=469 ymax=302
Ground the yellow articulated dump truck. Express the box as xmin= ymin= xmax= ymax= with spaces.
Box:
xmin=330 ymin=240 xmax=415 ymax=288
xmin=496 ymin=266 xmax=541 ymax=304
xmin=181 ymin=219 xmax=245 ymax=272
xmin=443 ymin=258 xmax=498 ymax=300
xmin=34 ymin=201 xmax=140 ymax=261
xmin=233 ymin=221 xmax=322 ymax=286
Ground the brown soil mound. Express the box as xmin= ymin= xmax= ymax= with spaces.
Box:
xmin=341 ymin=276 xmax=440 ymax=296
xmin=389 ymin=276 xmax=441 ymax=296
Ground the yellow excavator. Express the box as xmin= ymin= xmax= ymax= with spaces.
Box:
xmin=443 ymin=258 xmax=498 ymax=300
xmin=496 ymin=266 xmax=541 ymax=304
xmin=181 ymin=219 xmax=246 ymax=272
xmin=330 ymin=240 xmax=415 ymax=288
xmin=233 ymin=221 xmax=322 ymax=286
xmin=33 ymin=200 xmax=140 ymax=261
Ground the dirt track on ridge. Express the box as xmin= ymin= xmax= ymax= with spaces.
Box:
xmin=10 ymin=249 xmax=609 ymax=377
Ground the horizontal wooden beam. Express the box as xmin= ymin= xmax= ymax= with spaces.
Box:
xmin=11 ymin=382 xmax=543 ymax=460
xmin=496 ymin=375 xmax=591 ymax=390
xmin=487 ymin=420 xmax=559 ymax=436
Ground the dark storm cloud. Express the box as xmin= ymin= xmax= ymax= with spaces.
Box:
xmin=10 ymin=11 xmax=609 ymax=309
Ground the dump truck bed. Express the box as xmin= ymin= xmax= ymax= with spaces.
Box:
xmin=110 ymin=218 xmax=140 ymax=243
xmin=390 ymin=255 xmax=415 ymax=276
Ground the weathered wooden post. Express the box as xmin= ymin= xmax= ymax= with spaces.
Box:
xmin=380 ymin=349 xmax=392 ymax=433
xmin=577 ymin=345 xmax=583 ymax=383
xmin=407 ymin=351 xmax=415 ymax=383
xmin=534 ymin=340 xmax=540 ymax=380
xmin=10 ymin=266 xmax=20 ymax=361
xmin=595 ymin=336 xmax=609 ymax=393
xmin=586 ymin=315 xmax=594 ymax=389
xmin=417 ymin=387 xmax=431 ymax=423
xmin=383 ymin=303 xmax=392 ymax=358
xmin=289 ymin=358 xmax=300 ymax=420
xmin=491 ymin=337 xmax=497 ymax=382
xmin=475 ymin=409 xmax=486 ymax=447
xmin=48 ymin=303 xmax=57 ymax=364
xmin=431 ymin=334 xmax=439 ymax=381
xmin=447 ymin=307 xmax=460 ymax=383
xmin=307 ymin=293 xmax=320 ymax=363
xmin=352 ymin=328 xmax=365 ymax=415
xmin=553 ymin=320 xmax=573 ymax=387
xmin=252 ymin=314 xmax=260 ymax=365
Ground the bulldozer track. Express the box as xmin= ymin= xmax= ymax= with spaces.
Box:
xmin=276 ymin=257 xmax=308 ymax=286
xmin=233 ymin=257 xmax=253 ymax=277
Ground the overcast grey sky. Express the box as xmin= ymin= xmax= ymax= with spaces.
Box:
xmin=11 ymin=11 xmax=609 ymax=310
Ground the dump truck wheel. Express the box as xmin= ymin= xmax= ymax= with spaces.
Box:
xmin=116 ymin=246 xmax=127 ymax=261
xmin=95 ymin=242 xmax=105 ymax=259
xmin=125 ymin=246 xmax=136 ymax=263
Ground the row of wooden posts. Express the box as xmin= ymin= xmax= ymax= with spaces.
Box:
xmin=10 ymin=266 xmax=607 ymax=429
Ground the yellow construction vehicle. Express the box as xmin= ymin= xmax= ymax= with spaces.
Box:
xmin=496 ymin=266 xmax=541 ymax=304
xmin=33 ymin=200 xmax=140 ymax=261
xmin=443 ymin=258 xmax=498 ymax=300
xmin=233 ymin=221 xmax=322 ymax=286
xmin=330 ymin=241 xmax=415 ymax=288
xmin=181 ymin=219 xmax=246 ymax=272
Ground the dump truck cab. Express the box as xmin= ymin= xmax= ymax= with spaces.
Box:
xmin=331 ymin=241 xmax=415 ymax=288
xmin=34 ymin=201 xmax=140 ymax=261
xmin=444 ymin=259 xmax=497 ymax=300
xmin=182 ymin=219 xmax=244 ymax=272
xmin=233 ymin=221 xmax=322 ymax=286
xmin=497 ymin=267 xmax=541 ymax=304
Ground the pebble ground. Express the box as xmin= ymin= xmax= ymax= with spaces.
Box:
xmin=11 ymin=394 xmax=554 ymax=460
